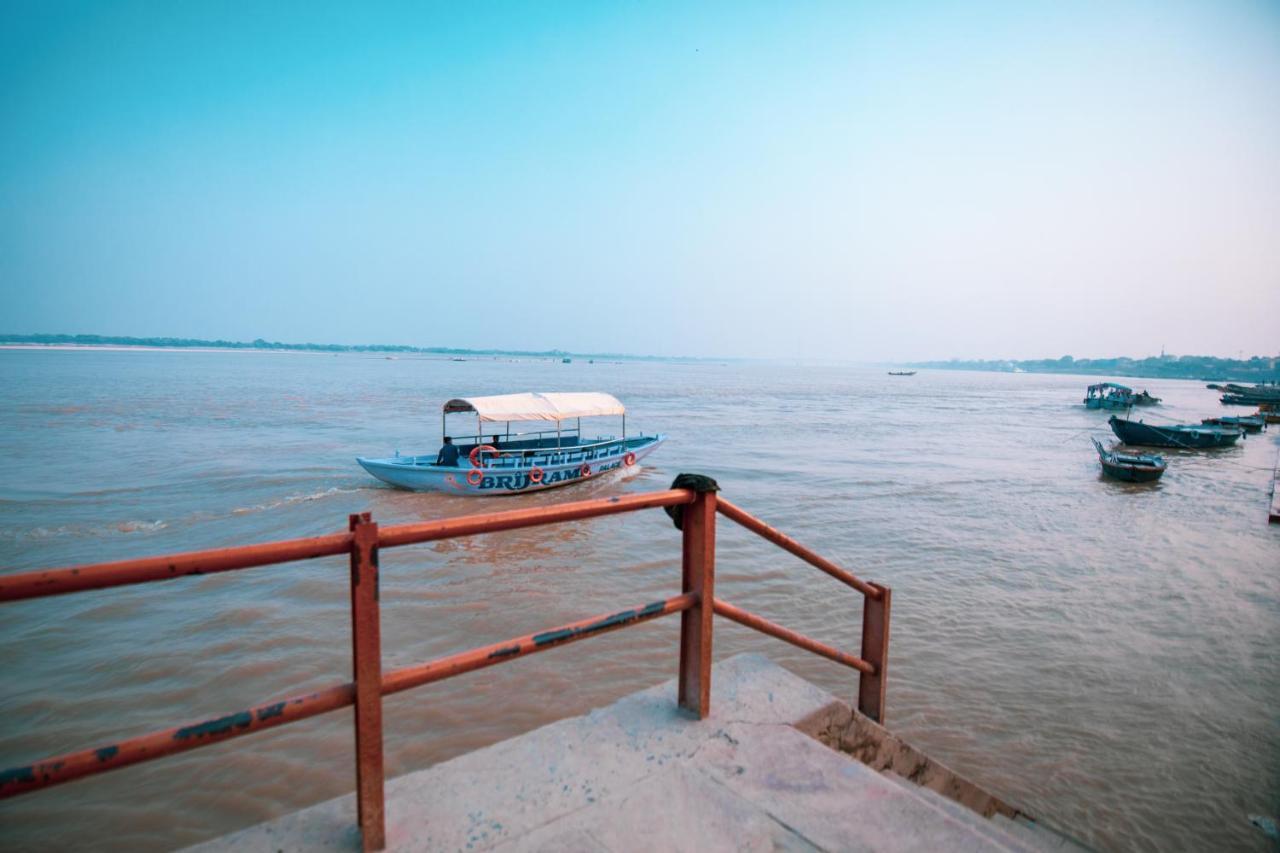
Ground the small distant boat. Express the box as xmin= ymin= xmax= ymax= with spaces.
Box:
xmin=1202 ymin=415 xmax=1265 ymax=434
xmin=357 ymin=391 xmax=664 ymax=495
xmin=1132 ymin=390 xmax=1161 ymax=406
xmin=1092 ymin=438 xmax=1167 ymax=483
xmin=1084 ymin=383 xmax=1134 ymax=410
xmin=887 ymin=371 xmax=916 ymax=376
xmin=1108 ymin=415 xmax=1242 ymax=449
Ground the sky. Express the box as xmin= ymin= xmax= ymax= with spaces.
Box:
xmin=2 ymin=1 xmax=1278 ymax=361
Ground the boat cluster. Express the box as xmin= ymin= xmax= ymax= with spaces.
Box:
xmin=1086 ymin=381 xmax=1273 ymax=483
xmin=1207 ymin=382 xmax=1280 ymax=409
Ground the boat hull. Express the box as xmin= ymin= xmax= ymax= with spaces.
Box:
xmin=358 ymin=435 xmax=665 ymax=495
xmin=1202 ymin=416 xmax=1264 ymax=434
xmin=1100 ymin=457 xmax=1166 ymax=482
xmin=1093 ymin=438 xmax=1166 ymax=482
xmin=1084 ymin=397 xmax=1132 ymax=410
xmin=1108 ymin=417 xmax=1241 ymax=449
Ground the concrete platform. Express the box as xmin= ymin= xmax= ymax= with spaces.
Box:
xmin=191 ymin=654 xmax=1084 ymax=852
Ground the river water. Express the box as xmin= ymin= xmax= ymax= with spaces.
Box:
xmin=1 ymin=349 xmax=1277 ymax=851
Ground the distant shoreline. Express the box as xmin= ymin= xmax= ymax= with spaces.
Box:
xmin=907 ymin=356 xmax=1279 ymax=384
xmin=1 ymin=343 xmax=329 ymax=355
xmin=0 ymin=344 xmax=631 ymax=364
xmin=0 ymin=334 xmax=699 ymax=363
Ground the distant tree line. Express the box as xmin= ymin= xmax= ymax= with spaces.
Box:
xmin=0 ymin=333 xmax=687 ymax=362
xmin=908 ymin=353 xmax=1280 ymax=382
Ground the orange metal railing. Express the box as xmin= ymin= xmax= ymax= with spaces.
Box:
xmin=0 ymin=483 xmax=890 ymax=851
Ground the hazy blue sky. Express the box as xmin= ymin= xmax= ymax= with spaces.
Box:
xmin=2 ymin=1 xmax=1278 ymax=360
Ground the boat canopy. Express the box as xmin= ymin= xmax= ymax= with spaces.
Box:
xmin=442 ymin=392 xmax=626 ymax=423
xmin=1087 ymin=382 xmax=1132 ymax=393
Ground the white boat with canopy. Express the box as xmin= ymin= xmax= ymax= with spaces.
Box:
xmin=356 ymin=392 xmax=665 ymax=495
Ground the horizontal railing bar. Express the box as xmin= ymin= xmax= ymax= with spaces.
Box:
xmin=0 ymin=490 xmax=696 ymax=604
xmin=377 ymin=489 xmax=694 ymax=549
xmin=712 ymin=598 xmax=874 ymax=675
xmin=0 ymin=592 xmax=698 ymax=799
xmin=0 ymin=683 xmax=355 ymax=799
xmin=715 ymin=498 xmax=882 ymax=600
xmin=383 ymin=592 xmax=697 ymax=694
xmin=0 ymin=533 xmax=355 ymax=603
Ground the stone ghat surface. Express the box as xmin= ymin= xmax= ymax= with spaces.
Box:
xmin=189 ymin=654 xmax=1083 ymax=852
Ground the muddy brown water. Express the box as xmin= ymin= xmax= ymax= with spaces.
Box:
xmin=2 ymin=350 xmax=1277 ymax=851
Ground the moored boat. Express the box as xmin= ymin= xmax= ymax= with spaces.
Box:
xmin=1092 ymin=438 xmax=1167 ymax=482
xmin=887 ymin=370 xmax=916 ymax=376
xmin=1201 ymin=415 xmax=1265 ymax=434
xmin=1084 ymin=383 xmax=1134 ymax=410
xmin=1132 ymin=390 xmax=1161 ymax=406
xmin=1108 ymin=415 xmax=1242 ymax=449
xmin=358 ymin=392 xmax=665 ymax=495
xmin=1224 ymin=383 xmax=1280 ymax=401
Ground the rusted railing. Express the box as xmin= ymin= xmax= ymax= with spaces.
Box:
xmin=0 ymin=482 xmax=890 ymax=851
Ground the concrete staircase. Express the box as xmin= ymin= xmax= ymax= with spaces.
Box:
xmin=191 ymin=654 xmax=1089 ymax=852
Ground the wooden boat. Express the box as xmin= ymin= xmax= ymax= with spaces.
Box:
xmin=1132 ymin=390 xmax=1161 ymax=406
xmin=1092 ymin=438 xmax=1166 ymax=482
xmin=1084 ymin=383 xmax=1134 ymax=410
xmin=887 ymin=371 xmax=916 ymax=376
xmin=1108 ymin=415 xmax=1242 ymax=449
xmin=1202 ymin=415 xmax=1265 ymax=434
xmin=1224 ymin=383 xmax=1280 ymax=401
xmin=358 ymin=392 xmax=665 ymax=495
xmin=1221 ymin=394 xmax=1269 ymax=406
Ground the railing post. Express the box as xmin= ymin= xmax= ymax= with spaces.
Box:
xmin=349 ymin=512 xmax=385 ymax=851
xmin=678 ymin=490 xmax=716 ymax=718
xmin=858 ymin=583 xmax=891 ymax=724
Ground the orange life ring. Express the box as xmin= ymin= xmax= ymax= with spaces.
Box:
xmin=469 ymin=445 xmax=498 ymax=468
xmin=529 ymin=467 xmax=544 ymax=484
xmin=623 ymin=452 xmax=637 ymax=466
xmin=466 ymin=468 xmax=483 ymax=486
xmin=579 ymin=463 xmax=591 ymax=477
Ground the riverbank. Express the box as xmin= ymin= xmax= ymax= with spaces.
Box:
xmin=0 ymin=334 xmax=696 ymax=363
xmin=907 ymin=355 xmax=1279 ymax=383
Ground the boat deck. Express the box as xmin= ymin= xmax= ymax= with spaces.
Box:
xmin=396 ymin=435 xmax=652 ymax=470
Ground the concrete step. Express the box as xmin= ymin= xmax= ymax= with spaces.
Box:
xmin=875 ymin=769 xmax=1090 ymax=852
xmin=189 ymin=654 xmax=1084 ymax=852
xmin=874 ymin=770 xmax=1045 ymax=853
xmin=498 ymin=725 xmax=1042 ymax=852
xmin=990 ymin=815 xmax=1093 ymax=853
